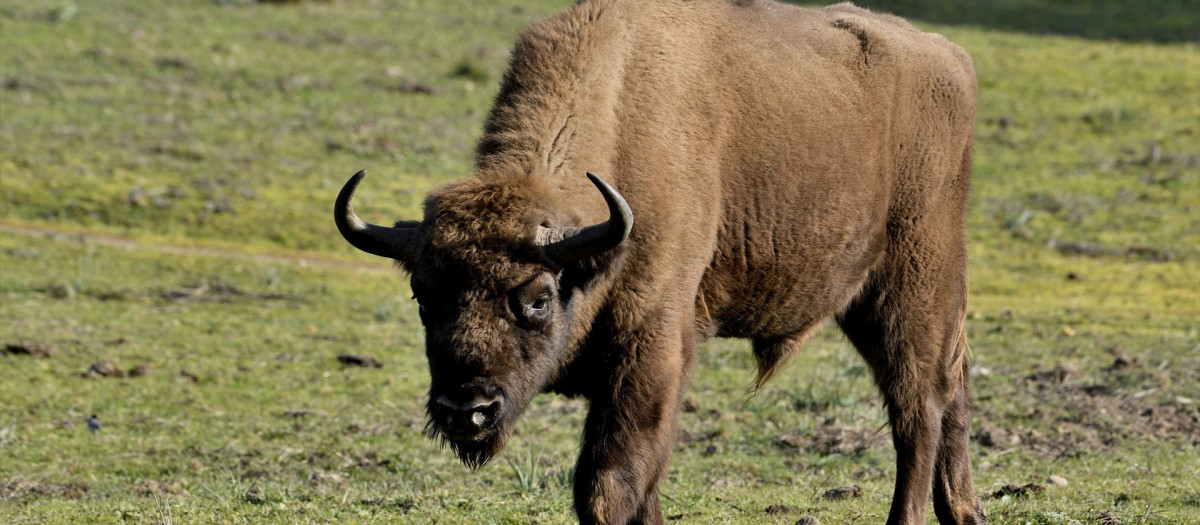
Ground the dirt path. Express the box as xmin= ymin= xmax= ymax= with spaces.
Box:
xmin=0 ymin=222 xmax=395 ymax=274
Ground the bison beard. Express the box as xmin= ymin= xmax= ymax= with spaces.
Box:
xmin=424 ymin=416 xmax=511 ymax=470
xmin=333 ymin=1 xmax=987 ymax=524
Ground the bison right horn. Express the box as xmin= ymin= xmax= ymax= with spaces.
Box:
xmin=535 ymin=172 xmax=634 ymax=265
xmin=334 ymin=170 xmax=421 ymax=264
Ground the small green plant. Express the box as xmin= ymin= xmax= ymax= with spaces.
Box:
xmin=508 ymin=445 xmax=543 ymax=493
xmin=47 ymin=4 xmax=77 ymax=22
xmin=1080 ymin=105 xmax=1141 ymax=133
xmin=450 ymin=59 xmax=490 ymax=83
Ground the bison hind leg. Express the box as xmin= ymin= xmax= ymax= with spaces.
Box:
xmin=751 ymin=328 xmax=818 ymax=391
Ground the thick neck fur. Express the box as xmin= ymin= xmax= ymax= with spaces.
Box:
xmin=474 ymin=1 xmax=631 ymax=192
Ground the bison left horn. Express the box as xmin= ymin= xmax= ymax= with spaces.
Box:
xmin=334 ymin=170 xmax=421 ymax=263
xmin=535 ymin=172 xmax=634 ymax=264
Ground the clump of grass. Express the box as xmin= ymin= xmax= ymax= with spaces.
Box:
xmin=450 ymin=58 xmax=490 ymax=83
xmin=47 ymin=4 xmax=77 ymax=23
xmin=508 ymin=445 xmax=544 ymax=493
xmin=1080 ymin=106 xmax=1141 ymax=133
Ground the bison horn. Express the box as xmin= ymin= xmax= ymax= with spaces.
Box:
xmin=535 ymin=172 xmax=634 ymax=264
xmin=334 ymin=170 xmax=420 ymax=263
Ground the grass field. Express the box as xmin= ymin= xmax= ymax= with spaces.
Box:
xmin=2 ymin=0 xmax=1198 ymax=523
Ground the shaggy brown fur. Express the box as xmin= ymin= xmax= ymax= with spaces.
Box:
xmin=337 ymin=1 xmax=985 ymax=523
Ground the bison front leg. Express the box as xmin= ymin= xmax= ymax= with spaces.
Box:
xmin=574 ymin=395 xmax=675 ymax=525
xmin=573 ymin=331 xmax=692 ymax=525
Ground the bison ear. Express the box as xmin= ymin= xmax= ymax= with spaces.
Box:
xmin=334 ymin=171 xmax=422 ymax=265
xmin=534 ymin=172 xmax=633 ymax=266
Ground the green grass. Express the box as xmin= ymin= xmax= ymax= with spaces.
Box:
xmin=850 ymin=0 xmax=1200 ymax=42
xmin=2 ymin=0 xmax=1198 ymax=523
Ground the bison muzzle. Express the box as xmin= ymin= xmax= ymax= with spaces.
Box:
xmin=333 ymin=1 xmax=987 ymax=524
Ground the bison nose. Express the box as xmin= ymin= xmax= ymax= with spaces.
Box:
xmin=434 ymin=384 xmax=504 ymax=438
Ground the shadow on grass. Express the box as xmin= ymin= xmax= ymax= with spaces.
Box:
xmin=791 ymin=0 xmax=1199 ymax=43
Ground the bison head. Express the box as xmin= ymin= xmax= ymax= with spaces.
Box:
xmin=334 ymin=171 xmax=632 ymax=467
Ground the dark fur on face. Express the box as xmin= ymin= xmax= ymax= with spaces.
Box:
xmin=424 ymin=412 xmax=513 ymax=470
xmin=408 ymin=179 xmax=582 ymax=470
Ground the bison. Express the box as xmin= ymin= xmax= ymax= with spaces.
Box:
xmin=334 ymin=1 xmax=985 ymax=523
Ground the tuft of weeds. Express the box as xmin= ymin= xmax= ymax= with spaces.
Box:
xmin=450 ymin=59 xmax=490 ymax=83
xmin=508 ymin=445 xmax=544 ymax=494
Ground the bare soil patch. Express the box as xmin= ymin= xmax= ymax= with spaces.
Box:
xmin=3 ymin=342 xmax=55 ymax=357
xmin=1 ymin=477 xmax=89 ymax=499
xmin=778 ymin=424 xmax=890 ymax=456
xmin=974 ymin=363 xmax=1200 ymax=457
xmin=337 ymin=354 xmax=384 ymax=368
xmin=821 ymin=485 xmax=864 ymax=500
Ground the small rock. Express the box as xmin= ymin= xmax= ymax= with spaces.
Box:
xmin=83 ymin=360 xmax=127 ymax=378
xmin=1047 ymin=475 xmax=1068 ymax=487
xmin=682 ymin=398 xmax=702 ymax=413
xmin=821 ymin=485 xmax=863 ymax=500
xmin=796 ymin=517 xmax=820 ymax=525
xmin=968 ymin=364 xmax=991 ymax=377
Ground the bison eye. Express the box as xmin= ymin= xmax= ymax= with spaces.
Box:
xmin=522 ymin=294 xmax=552 ymax=321
xmin=511 ymin=273 xmax=557 ymax=330
xmin=512 ymin=292 xmax=553 ymax=330
xmin=414 ymin=296 xmax=428 ymax=324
